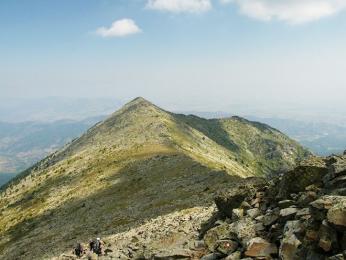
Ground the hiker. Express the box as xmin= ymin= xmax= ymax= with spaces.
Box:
xmin=89 ymin=239 xmax=95 ymax=252
xmin=93 ymin=237 xmax=103 ymax=256
xmin=74 ymin=243 xmax=84 ymax=257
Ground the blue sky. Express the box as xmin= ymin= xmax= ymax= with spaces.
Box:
xmin=1 ymin=0 xmax=346 ymax=113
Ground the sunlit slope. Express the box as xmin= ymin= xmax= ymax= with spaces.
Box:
xmin=0 ymin=97 xmax=309 ymax=259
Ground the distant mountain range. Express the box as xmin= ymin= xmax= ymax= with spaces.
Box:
xmin=0 ymin=98 xmax=309 ymax=259
xmin=246 ymin=116 xmax=346 ymax=156
xmin=0 ymin=97 xmax=121 ymax=122
xmin=0 ymin=117 xmax=105 ymax=185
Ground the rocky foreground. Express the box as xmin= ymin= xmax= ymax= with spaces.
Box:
xmin=58 ymin=152 xmax=346 ymax=260
xmin=198 ymin=152 xmax=346 ymax=260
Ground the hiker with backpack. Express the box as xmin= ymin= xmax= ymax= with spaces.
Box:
xmin=91 ymin=237 xmax=103 ymax=256
xmin=74 ymin=242 xmax=84 ymax=257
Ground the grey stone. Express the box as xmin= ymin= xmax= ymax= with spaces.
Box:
xmin=262 ymin=212 xmax=279 ymax=226
xmin=246 ymin=208 xmax=260 ymax=219
xmin=280 ymin=207 xmax=298 ymax=218
xmin=284 ymin=220 xmax=304 ymax=235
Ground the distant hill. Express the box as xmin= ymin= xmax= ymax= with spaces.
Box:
xmin=0 ymin=117 xmax=105 ymax=185
xmin=0 ymin=98 xmax=309 ymax=259
xmin=246 ymin=116 xmax=346 ymax=156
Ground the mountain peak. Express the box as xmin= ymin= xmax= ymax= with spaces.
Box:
xmin=127 ymin=97 xmax=153 ymax=106
xmin=118 ymin=97 xmax=163 ymax=116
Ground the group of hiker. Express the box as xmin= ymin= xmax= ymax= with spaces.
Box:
xmin=74 ymin=237 xmax=104 ymax=257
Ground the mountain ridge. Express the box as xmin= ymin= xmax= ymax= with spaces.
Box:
xmin=0 ymin=98 xmax=309 ymax=259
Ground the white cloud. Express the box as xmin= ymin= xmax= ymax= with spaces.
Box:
xmin=96 ymin=19 xmax=142 ymax=38
xmin=146 ymin=0 xmax=212 ymax=13
xmin=228 ymin=0 xmax=346 ymax=24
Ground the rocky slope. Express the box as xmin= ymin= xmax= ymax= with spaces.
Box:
xmin=193 ymin=152 xmax=346 ymax=260
xmin=0 ymin=98 xmax=308 ymax=259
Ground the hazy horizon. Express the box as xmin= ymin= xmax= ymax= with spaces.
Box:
xmin=0 ymin=96 xmax=345 ymax=127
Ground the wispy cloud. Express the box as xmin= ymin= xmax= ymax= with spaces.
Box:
xmin=96 ymin=19 xmax=142 ymax=38
xmin=224 ymin=0 xmax=346 ymax=24
xmin=146 ymin=0 xmax=212 ymax=13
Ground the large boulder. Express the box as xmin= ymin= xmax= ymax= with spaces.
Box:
xmin=321 ymin=155 xmax=346 ymax=196
xmin=277 ymin=157 xmax=328 ymax=198
xmin=327 ymin=198 xmax=346 ymax=228
xmin=214 ymin=177 xmax=267 ymax=217
xmin=327 ymin=155 xmax=346 ymax=179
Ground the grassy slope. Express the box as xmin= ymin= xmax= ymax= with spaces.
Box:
xmin=0 ymin=98 xmax=309 ymax=259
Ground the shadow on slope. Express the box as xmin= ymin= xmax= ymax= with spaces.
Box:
xmin=0 ymin=152 xmax=242 ymax=259
xmin=174 ymin=114 xmax=240 ymax=153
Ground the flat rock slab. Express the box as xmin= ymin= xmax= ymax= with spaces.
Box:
xmin=245 ymin=237 xmax=277 ymax=258
xmin=280 ymin=208 xmax=298 ymax=217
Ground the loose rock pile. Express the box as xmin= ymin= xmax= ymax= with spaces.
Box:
xmin=196 ymin=153 xmax=346 ymax=260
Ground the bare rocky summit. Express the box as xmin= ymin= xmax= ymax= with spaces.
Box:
xmin=0 ymin=98 xmax=309 ymax=259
